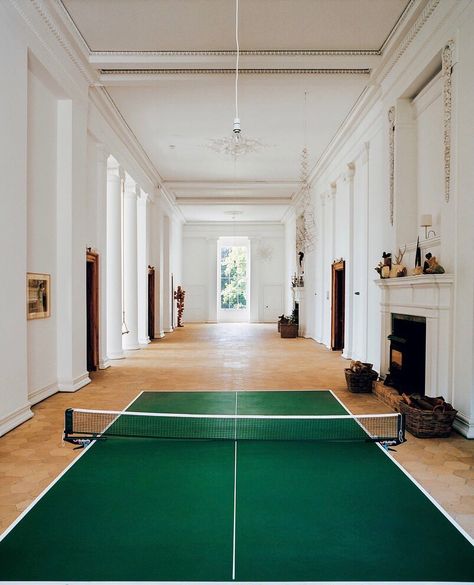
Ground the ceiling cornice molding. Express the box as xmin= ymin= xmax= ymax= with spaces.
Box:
xmin=375 ymin=0 xmax=441 ymax=85
xmin=91 ymin=49 xmax=380 ymax=57
xmin=378 ymin=0 xmax=419 ymax=54
xmin=176 ymin=197 xmax=293 ymax=206
xmin=98 ymin=68 xmax=371 ymax=78
xmin=24 ymin=0 xmax=95 ymax=85
xmin=310 ymin=0 xmax=443 ymax=185
xmin=165 ymin=180 xmax=300 ymax=190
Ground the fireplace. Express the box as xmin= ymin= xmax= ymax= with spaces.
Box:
xmin=388 ymin=314 xmax=426 ymax=395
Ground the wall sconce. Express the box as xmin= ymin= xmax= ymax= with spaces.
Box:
xmin=420 ymin=214 xmax=437 ymax=239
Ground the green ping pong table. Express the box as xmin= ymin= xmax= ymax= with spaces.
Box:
xmin=0 ymin=390 xmax=473 ymax=583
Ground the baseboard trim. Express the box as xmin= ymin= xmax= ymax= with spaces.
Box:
xmin=28 ymin=382 xmax=58 ymax=405
xmin=99 ymin=359 xmax=111 ymax=369
xmin=139 ymin=337 xmax=151 ymax=346
xmin=0 ymin=403 xmax=33 ymax=437
xmin=58 ymin=372 xmax=91 ymax=393
xmin=108 ymin=351 xmax=125 ymax=360
xmin=453 ymin=412 xmax=474 ymax=439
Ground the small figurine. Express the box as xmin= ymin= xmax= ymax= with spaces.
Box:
xmin=424 ymin=254 xmax=445 ymax=274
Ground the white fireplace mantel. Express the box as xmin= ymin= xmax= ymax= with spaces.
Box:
xmin=292 ymin=286 xmax=306 ymax=337
xmin=374 ymin=274 xmax=454 ymax=403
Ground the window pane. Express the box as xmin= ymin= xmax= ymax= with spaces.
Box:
xmin=220 ymin=245 xmax=247 ymax=310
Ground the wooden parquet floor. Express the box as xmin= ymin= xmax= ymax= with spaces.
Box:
xmin=1 ymin=323 xmax=473 ymax=538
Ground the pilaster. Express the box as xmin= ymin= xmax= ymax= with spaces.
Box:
xmin=122 ymin=174 xmax=140 ymax=350
xmin=106 ymin=158 xmax=124 ymax=359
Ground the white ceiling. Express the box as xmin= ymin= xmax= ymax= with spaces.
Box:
xmin=63 ymin=0 xmax=409 ymax=52
xmin=60 ymin=0 xmax=412 ymax=223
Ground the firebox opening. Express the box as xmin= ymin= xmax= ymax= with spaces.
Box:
xmin=387 ymin=313 xmax=426 ymax=395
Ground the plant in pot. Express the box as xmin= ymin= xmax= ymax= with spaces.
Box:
xmin=280 ymin=314 xmax=298 ymax=338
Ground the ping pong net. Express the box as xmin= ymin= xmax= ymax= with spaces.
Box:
xmin=64 ymin=408 xmax=405 ymax=445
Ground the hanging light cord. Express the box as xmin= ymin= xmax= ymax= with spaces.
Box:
xmin=235 ymin=0 xmax=239 ymax=121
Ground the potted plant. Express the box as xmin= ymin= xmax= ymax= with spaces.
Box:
xmin=280 ymin=314 xmax=298 ymax=338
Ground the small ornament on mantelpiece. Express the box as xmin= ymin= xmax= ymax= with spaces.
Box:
xmin=412 ymin=237 xmax=423 ymax=275
xmin=423 ymin=253 xmax=445 ymax=274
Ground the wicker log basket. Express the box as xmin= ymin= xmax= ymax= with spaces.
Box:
xmin=344 ymin=361 xmax=378 ymax=393
xmin=399 ymin=395 xmax=457 ymax=438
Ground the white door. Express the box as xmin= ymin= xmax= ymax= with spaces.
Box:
xmin=263 ymin=285 xmax=283 ymax=322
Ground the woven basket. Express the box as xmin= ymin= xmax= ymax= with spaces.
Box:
xmin=399 ymin=400 xmax=457 ymax=438
xmin=280 ymin=323 xmax=298 ymax=338
xmin=344 ymin=367 xmax=378 ymax=393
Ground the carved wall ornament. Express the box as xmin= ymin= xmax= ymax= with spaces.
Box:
xmin=442 ymin=40 xmax=454 ymax=203
xmin=388 ymin=106 xmax=395 ymax=225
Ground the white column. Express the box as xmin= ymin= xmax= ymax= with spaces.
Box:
xmin=96 ymin=145 xmax=110 ymax=368
xmin=106 ymin=158 xmax=124 ymax=359
xmin=56 ymin=99 xmax=90 ymax=392
xmin=151 ymin=194 xmax=165 ymax=338
xmin=342 ymin=162 xmax=355 ymax=360
xmin=162 ymin=214 xmax=172 ymax=333
xmin=123 ymin=174 xmax=140 ymax=350
xmin=316 ymin=193 xmax=326 ymax=344
xmin=137 ymin=191 xmax=150 ymax=345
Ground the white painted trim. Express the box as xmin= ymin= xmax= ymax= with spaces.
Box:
xmin=108 ymin=351 xmax=125 ymax=360
xmin=0 ymin=404 xmax=33 ymax=438
xmin=99 ymin=360 xmax=111 ymax=369
xmin=453 ymin=412 xmax=474 ymax=439
xmin=58 ymin=372 xmax=91 ymax=392
xmin=28 ymin=382 xmax=58 ymax=405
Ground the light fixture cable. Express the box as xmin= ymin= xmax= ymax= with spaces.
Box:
xmin=233 ymin=0 xmax=241 ymax=137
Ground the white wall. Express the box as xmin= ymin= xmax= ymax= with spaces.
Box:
xmin=0 ymin=4 xmax=31 ymax=434
xmin=26 ymin=67 xmax=58 ymax=404
xmin=307 ymin=0 xmax=474 ymax=435
xmin=183 ymin=223 xmax=285 ymax=323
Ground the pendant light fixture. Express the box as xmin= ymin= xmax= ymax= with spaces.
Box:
xmin=207 ymin=0 xmax=264 ymax=158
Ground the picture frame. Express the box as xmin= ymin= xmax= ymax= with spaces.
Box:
xmin=27 ymin=273 xmax=51 ymax=320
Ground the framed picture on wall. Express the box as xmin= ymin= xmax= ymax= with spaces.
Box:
xmin=27 ymin=273 xmax=51 ymax=319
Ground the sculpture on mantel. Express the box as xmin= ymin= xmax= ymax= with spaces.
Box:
xmin=423 ymin=253 xmax=445 ymax=274
xmin=174 ymin=286 xmax=185 ymax=327
xmin=390 ymin=246 xmax=407 ymax=277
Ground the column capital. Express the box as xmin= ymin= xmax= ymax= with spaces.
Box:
xmin=346 ymin=162 xmax=355 ymax=180
xmin=124 ymin=174 xmax=138 ymax=199
xmin=107 ymin=156 xmax=121 ymax=180
xmin=138 ymin=190 xmax=152 ymax=205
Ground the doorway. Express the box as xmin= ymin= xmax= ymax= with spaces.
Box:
xmin=331 ymin=260 xmax=345 ymax=351
xmin=148 ymin=265 xmax=155 ymax=340
xmin=86 ymin=249 xmax=99 ymax=371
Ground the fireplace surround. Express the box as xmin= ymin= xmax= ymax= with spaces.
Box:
xmin=375 ymin=274 xmax=454 ymax=400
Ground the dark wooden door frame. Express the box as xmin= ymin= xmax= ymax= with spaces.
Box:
xmin=148 ymin=266 xmax=155 ymax=340
xmin=86 ymin=249 xmax=99 ymax=371
xmin=331 ymin=259 xmax=345 ymax=351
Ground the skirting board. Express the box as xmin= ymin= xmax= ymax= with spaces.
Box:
xmin=0 ymin=404 xmax=33 ymax=437
xmin=453 ymin=413 xmax=474 ymax=439
xmin=58 ymin=372 xmax=91 ymax=393
xmin=28 ymin=382 xmax=57 ymax=406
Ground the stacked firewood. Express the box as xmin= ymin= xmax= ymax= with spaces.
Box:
xmin=401 ymin=393 xmax=455 ymax=413
xmin=349 ymin=361 xmax=374 ymax=375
